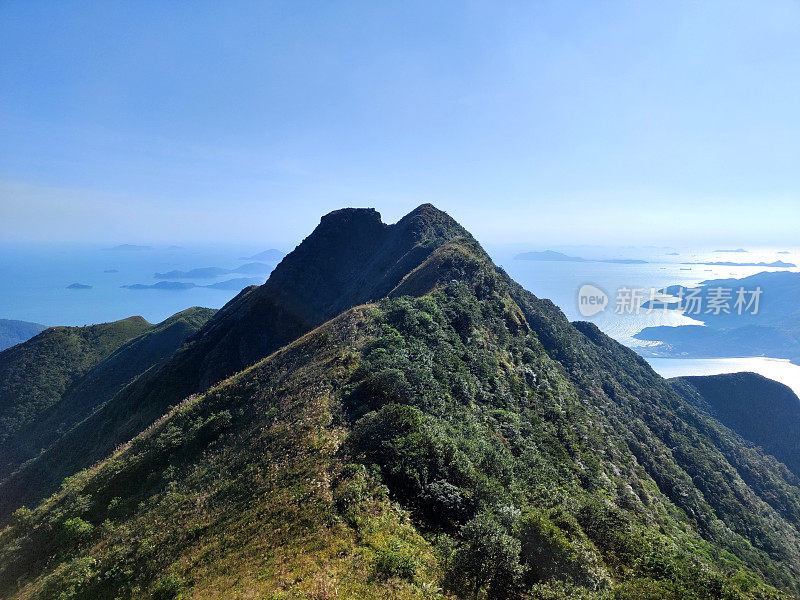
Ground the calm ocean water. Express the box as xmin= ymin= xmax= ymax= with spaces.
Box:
xmin=0 ymin=242 xmax=282 ymax=326
xmin=1 ymin=241 xmax=798 ymax=393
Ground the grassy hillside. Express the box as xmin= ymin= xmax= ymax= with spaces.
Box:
xmin=0 ymin=308 xmax=216 ymax=480
xmin=670 ymin=372 xmax=800 ymax=478
xmin=0 ymin=316 xmax=152 ymax=450
xmin=2 ymin=231 xmax=800 ymax=599
xmin=0 ymin=309 xmax=442 ymax=600
xmin=0 ymin=319 xmax=48 ymax=352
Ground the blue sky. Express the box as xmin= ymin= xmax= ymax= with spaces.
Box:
xmin=1 ymin=1 xmax=799 ymax=246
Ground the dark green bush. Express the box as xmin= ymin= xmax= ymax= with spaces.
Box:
xmin=151 ymin=573 xmax=185 ymax=600
xmin=447 ymin=510 xmax=524 ymax=600
xmin=59 ymin=517 xmax=93 ymax=545
xmin=349 ymin=403 xmax=445 ymax=499
xmin=373 ymin=540 xmax=419 ymax=582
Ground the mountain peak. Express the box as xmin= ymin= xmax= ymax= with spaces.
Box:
xmin=401 ymin=202 xmax=442 ymax=221
xmin=396 ymin=203 xmax=471 ymax=242
xmin=313 ymin=204 xmax=466 ymax=242
xmin=267 ymin=203 xmax=472 ymax=315
xmin=318 ymin=206 xmax=384 ymax=229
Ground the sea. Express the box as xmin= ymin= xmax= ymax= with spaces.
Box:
xmin=1 ymin=241 xmax=798 ymax=395
xmin=0 ymin=242 xmax=276 ymax=326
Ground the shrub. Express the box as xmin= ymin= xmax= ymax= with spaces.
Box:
xmin=345 ymin=368 xmax=411 ymax=419
xmin=333 ymin=464 xmax=375 ymax=527
xmin=349 ymin=403 xmax=444 ymax=499
xmin=518 ymin=509 xmax=605 ymax=588
xmin=60 ymin=517 xmax=93 ymax=545
xmin=151 ymin=573 xmax=185 ymax=600
xmin=373 ymin=540 xmax=419 ymax=582
xmin=10 ymin=506 xmax=33 ymax=531
xmin=36 ymin=557 xmax=99 ymax=600
xmin=420 ymin=479 xmax=472 ymax=529
xmin=448 ymin=510 xmax=524 ymax=600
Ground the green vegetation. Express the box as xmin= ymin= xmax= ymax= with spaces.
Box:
xmin=0 ymin=308 xmax=215 ymax=481
xmin=0 ymin=316 xmax=152 ymax=449
xmin=1 ymin=206 xmax=800 ymax=598
xmin=0 ymin=307 xmax=441 ymax=599
xmin=340 ymin=254 xmax=800 ymax=598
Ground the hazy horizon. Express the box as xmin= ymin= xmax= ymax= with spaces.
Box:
xmin=3 ymin=1 xmax=800 ymax=246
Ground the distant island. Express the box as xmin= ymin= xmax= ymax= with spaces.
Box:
xmin=231 ymin=262 xmax=274 ymax=274
xmin=103 ymin=269 xmax=119 ymax=273
xmin=123 ymin=277 xmax=262 ymax=291
xmin=239 ymin=249 xmax=285 ymax=261
xmin=514 ymin=250 xmax=586 ymax=262
xmin=778 ymin=250 xmax=792 ymax=254
xmin=714 ymin=248 xmax=747 ymax=253
xmin=154 ymin=262 xmax=274 ymax=279
xmin=681 ymin=260 xmax=796 ymax=268
xmin=666 ymin=251 xmax=679 ymax=255
xmin=66 ymin=283 xmax=92 ymax=290
xmin=123 ymin=281 xmax=196 ymax=291
xmin=205 ymin=277 xmax=263 ymax=290
xmin=155 ymin=267 xmax=229 ymax=279
xmin=514 ymin=250 xmax=647 ymax=264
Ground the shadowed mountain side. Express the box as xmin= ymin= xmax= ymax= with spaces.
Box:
xmin=0 ymin=319 xmax=48 ymax=352
xmin=0 ymin=317 xmax=153 ymax=449
xmin=670 ymin=372 xmax=800 ymax=478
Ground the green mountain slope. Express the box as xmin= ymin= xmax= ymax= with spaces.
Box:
xmin=0 ymin=308 xmax=216 ymax=480
xmin=670 ymin=372 xmax=800 ymax=478
xmin=0 ymin=205 xmax=472 ymax=521
xmin=0 ymin=319 xmax=48 ymax=352
xmin=0 ymin=316 xmax=152 ymax=451
xmin=2 ymin=208 xmax=800 ymax=599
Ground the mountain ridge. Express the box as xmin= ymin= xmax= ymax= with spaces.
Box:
xmin=0 ymin=205 xmax=473 ymax=520
xmin=0 ymin=307 xmax=216 ymax=481
xmin=0 ymin=316 xmax=153 ymax=452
